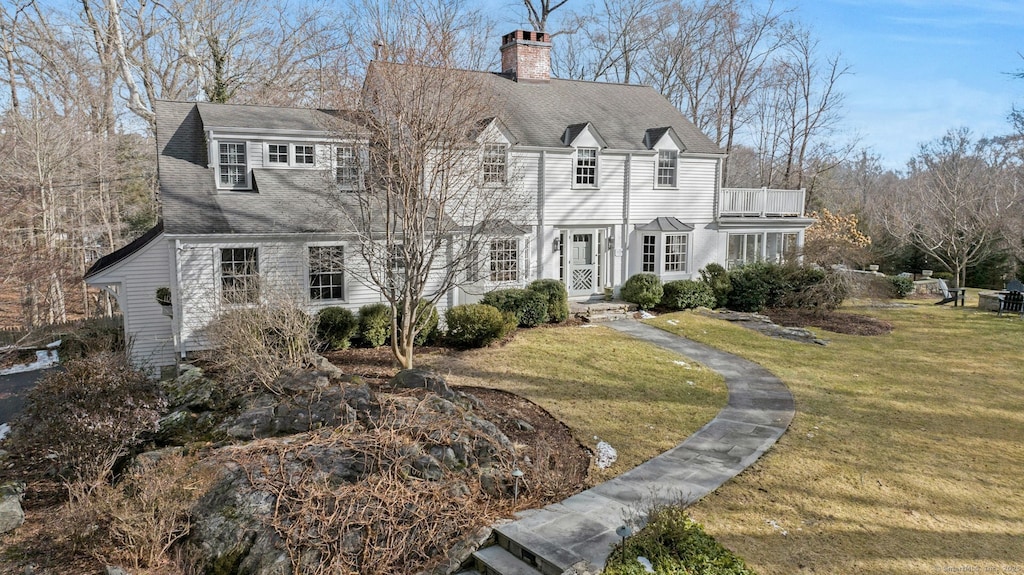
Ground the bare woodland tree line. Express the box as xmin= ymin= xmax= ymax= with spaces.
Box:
xmin=1 ymin=0 xmax=1022 ymax=330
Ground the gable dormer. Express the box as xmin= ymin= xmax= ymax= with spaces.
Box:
xmin=476 ymin=118 xmax=514 ymax=185
xmin=644 ymin=127 xmax=685 ymax=189
xmin=563 ymin=123 xmax=606 ymax=189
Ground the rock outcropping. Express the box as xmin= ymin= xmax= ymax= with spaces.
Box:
xmin=173 ymin=366 xmax=518 ymax=575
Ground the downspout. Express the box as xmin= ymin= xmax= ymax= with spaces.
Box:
xmin=537 ymin=150 xmax=546 ymax=279
xmin=174 ymin=239 xmax=185 ymax=359
xmin=714 ymin=156 xmax=723 ymax=221
xmin=621 ymin=153 xmax=631 ymax=287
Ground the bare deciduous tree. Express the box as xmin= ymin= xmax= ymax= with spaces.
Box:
xmin=879 ymin=128 xmax=1022 ymax=287
xmin=345 ymin=58 xmax=529 ymax=369
xmin=521 ymin=0 xmax=572 ymax=32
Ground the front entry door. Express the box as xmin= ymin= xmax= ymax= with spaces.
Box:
xmin=569 ymin=232 xmax=599 ymax=296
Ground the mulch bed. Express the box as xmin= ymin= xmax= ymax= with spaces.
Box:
xmin=765 ymin=308 xmax=894 ymax=336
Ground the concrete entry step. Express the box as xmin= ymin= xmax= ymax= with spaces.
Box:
xmin=472 ymin=544 xmax=544 ymax=575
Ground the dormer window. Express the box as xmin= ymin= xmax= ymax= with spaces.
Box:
xmin=576 ymin=148 xmax=597 ymax=187
xmin=657 ymin=150 xmax=678 ymax=187
xmin=265 ymin=142 xmax=317 ymax=167
xmin=268 ymin=144 xmax=289 ymax=164
xmin=482 ymin=144 xmax=507 ymax=184
xmin=294 ymin=145 xmax=315 ymax=165
xmin=218 ymin=142 xmax=248 ymax=189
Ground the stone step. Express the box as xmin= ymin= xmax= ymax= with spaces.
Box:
xmin=570 ymin=300 xmax=638 ymax=323
xmin=473 ymin=544 xmax=544 ymax=575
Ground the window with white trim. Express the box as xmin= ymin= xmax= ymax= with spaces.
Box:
xmin=218 ymin=142 xmax=248 ymax=188
xmin=336 ymin=145 xmax=362 ymax=189
xmin=308 ymin=245 xmax=345 ymax=301
xmin=727 ymin=233 xmax=763 ymax=269
xmin=575 ymin=148 xmax=597 ymax=186
xmin=766 ymin=232 xmax=798 ymax=264
xmin=294 ymin=144 xmax=315 ymax=165
xmin=664 ymin=234 xmax=687 ymax=272
xmin=220 ymin=247 xmax=259 ymax=304
xmin=268 ymin=144 xmax=289 ymax=164
xmin=642 ymin=235 xmax=657 ymax=273
xmin=489 ymin=239 xmax=518 ymax=281
xmin=482 ymin=144 xmax=507 ymax=184
xmin=657 ymin=150 xmax=678 ymax=187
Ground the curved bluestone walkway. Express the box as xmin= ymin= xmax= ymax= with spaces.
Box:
xmin=488 ymin=320 xmax=795 ymax=573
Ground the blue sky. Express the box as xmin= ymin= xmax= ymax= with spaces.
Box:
xmin=788 ymin=0 xmax=1024 ymax=168
xmin=493 ymin=0 xmax=1024 ymax=169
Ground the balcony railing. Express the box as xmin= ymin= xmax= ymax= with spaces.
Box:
xmin=719 ymin=187 xmax=806 ymax=217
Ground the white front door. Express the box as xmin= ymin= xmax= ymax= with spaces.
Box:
xmin=567 ymin=231 xmax=600 ymax=296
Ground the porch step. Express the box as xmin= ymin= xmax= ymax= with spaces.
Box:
xmin=570 ymin=300 xmax=637 ymax=323
xmin=472 ymin=544 xmax=544 ymax=575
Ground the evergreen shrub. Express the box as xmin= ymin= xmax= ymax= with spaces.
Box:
xmin=621 ymin=273 xmax=663 ymax=310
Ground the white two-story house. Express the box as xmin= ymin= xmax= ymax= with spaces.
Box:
xmin=86 ymin=30 xmax=812 ymax=371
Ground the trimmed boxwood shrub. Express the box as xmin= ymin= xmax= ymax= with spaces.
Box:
xmin=888 ymin=275 xmax=915 ymax=298
xmin=316 ymin=307 xmax=358 ymax=350
xmin=699 ymin=263 xmax=732 ymax=308
xmin=661 ymin=280 xmax=717 ymax=310
xmin=621 ymin=273 xmax=663 ymax=310
xmin=357 ymin=303 xmax=392 ymax=348
xmin=481 ymin=288 xmax=550 ymax=328
xmin=397 ymin=299 xmax=439 ymax=346
xmin=527 ymin=279 xmax=570 ymax=323
xmin=444 ymin=304 xmax=516 ymax=349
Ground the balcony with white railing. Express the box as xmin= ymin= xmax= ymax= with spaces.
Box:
xmin=719 ymin=187 xmax=806 ymax=218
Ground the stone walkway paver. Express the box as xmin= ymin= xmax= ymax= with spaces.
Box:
xmin=489 ymin=320 xmax=795 ymax=573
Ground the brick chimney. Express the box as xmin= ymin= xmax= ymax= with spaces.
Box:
xmin=500 ymin=30 xmax=551 ymax=82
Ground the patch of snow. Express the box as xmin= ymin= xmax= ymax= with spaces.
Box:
xmin=666 ymin=319 xmax=679 ymax=325
xmin=46 ymin=339 xmax=61 ymax=348
xmin=686 ymin=380 xmax=695 ymax=386
xmin=580 ymin=324 xmax=599 ymax=328
xmin=0 ymin=423 xmax=8 ymax=441
xmin=673 ymin=360 xmax=688 ymax=367
xmin=637 ymin=310 xmax=655 ymax=319
xmin=766 ymin=519 xmax=788 ymax=536
xmin=0 ymin=348 xmax=59 ymax=376
xmin=637 ymin=556 xmax=655 ymax=573
xmin=595 ymin=440 xmax=617 ymax=469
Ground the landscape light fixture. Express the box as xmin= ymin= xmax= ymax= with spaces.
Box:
xmin=615 ymin=525 xmax=633 ymax=561
xmin=512 ymin=468 xmax=524 ymax=506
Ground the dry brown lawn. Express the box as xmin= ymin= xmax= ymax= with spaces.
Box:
xmin=420 ymin=324 xmax=728 ymax=483
xmin=648 ymin=295 xmax=1024 ymax=575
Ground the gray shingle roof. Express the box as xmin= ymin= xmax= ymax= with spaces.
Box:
xmin=477 ymin=72 xmax=722 ymax=154
xmin=154 ymin=69 xmax=721 ymax=236
xmin=155 ymin=101 xmax=365 ymax=235
xmin=635 ymin=217 xmax=695 ymax=232
xmin=196 ymin=102 xmax=363 ymax=133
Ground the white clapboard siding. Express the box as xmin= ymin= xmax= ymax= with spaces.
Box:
xmin=543 ymin=153 xmax=624 ymax=223
xmin=628 ymin=157 xmax=717 ymax=222
xmin=86 ymin=234 xmax=176 ymax=371
xmin=176 ymin=236 xmax=455 ymax=354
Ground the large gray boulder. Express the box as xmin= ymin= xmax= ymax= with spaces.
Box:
xmin=0 ymin=481 xmax=25 ymax=534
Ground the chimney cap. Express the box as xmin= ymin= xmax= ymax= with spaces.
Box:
xmin=501 ymin=30 xmax=550 ymax=46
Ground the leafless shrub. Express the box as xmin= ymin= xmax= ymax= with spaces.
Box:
xmin=3 ymin=351 xmax=165 ymax=496
xmin=230 ymin=394 xmax=517 ymax=575
xmin=200 ymin=295 xmax=317 ymax=395
xmin=59 ymin=451 xmax=218 ymax=571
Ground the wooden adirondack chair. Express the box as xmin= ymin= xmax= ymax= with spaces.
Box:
xmin=998 ymin=291 xmax=1024 ymax=318
xmin=934 ymin=278 xmax=965 ymax=307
